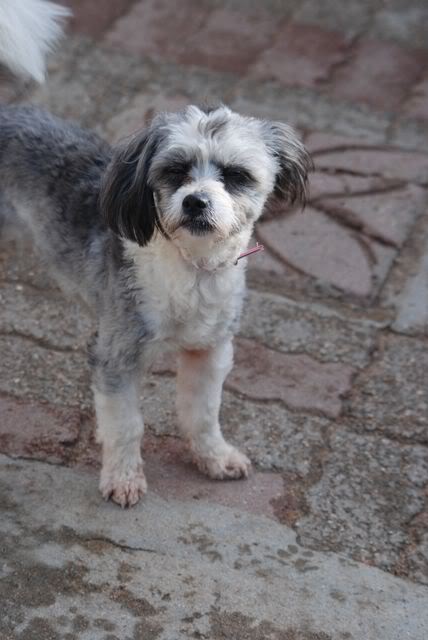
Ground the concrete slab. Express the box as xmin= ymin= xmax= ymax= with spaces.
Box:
xmin=1 ymin=455 xmax=427 ymax=640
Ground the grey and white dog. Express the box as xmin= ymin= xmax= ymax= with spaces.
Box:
xmin=0 ymin=103 xmax=311 ymax=506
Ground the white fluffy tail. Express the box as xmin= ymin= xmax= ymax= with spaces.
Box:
xmin=0 ymin=0 xmax=70 ymax=83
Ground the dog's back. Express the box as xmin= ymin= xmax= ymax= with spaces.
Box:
xmin=0 ymin=105 xmax=113 ymax=298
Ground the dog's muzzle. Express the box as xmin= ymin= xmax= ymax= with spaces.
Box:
xmin=181 ymin=192 xmax=213 ymax=235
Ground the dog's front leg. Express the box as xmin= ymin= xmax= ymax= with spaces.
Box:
xmin=93 ymin=377 xmax=146 ymax=508
xmin=176 ymin=339 xmax=251 ymax=479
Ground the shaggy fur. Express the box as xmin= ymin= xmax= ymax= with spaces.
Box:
xmin=0 ymin=104 xmax=311 ymax=506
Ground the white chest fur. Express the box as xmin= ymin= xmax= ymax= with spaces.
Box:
xmin=124 ymin=237 xmax=246 ymax=350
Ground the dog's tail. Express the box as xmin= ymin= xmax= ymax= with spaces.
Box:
xmin=0 ymin=0 xmax=70 ymax=83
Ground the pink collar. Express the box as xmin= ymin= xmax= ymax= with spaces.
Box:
xmin=235 ymin=242 xmax=264 ymax=264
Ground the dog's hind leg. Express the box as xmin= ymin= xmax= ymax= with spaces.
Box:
xmin=176 ymin=339 xmax=251 ymax=480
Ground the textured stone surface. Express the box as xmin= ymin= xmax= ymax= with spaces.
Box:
xmin=295 ymin=429 xmax=428 ymax=577
xmin=104 ymin=0 xmax=211 ymax=60
xmin=2 ymin=457 xmax=427 ymax=640
xmin=240 ymin=290 xmax=380 ymax=368
xmin=345 ymin=333 xmax=428 ymax=444
xmin=314 ymin=148 xmax=428 ymax=184
xmin=229 ymin=338 xmax=354 ymax=418
xmin=250 ymin=22 xmax=348 ymax=88
xmin=319 ymin=185 xmax=427 ymax=247
xmin=0 ymin=394 xmax=82 ymax=464
xmin=330 ymin=38 xmax=425 ymax=111
xmin=62 ymin=0 xmax=136 ymax=38
xmin=257 ymin=208 xmax=383 ymax=298
xmin=177 ymin=8 xmax=278 ymax=74
xmin=403 ymin=75 xmax=428 ymax=122
xmin=392 ymin=235 xmax=428 ymax=336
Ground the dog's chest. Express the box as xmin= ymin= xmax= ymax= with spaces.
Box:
xmin=129 ymin=244 xmax=244 ymax=348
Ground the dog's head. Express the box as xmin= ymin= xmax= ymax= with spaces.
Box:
xmin=100 ymin=104 xmax=311 ymax=261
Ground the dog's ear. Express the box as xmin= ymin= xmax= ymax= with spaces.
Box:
xmin=100 ymin=121 xmax=165 ymax=246
xmin=263 ymin=122 xmax=312 ymax=208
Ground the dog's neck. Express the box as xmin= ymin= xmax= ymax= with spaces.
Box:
xmin=168 ymin=228 xmax=254 ymax=272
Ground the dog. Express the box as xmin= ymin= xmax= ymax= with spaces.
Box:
xmin=0 ymin=5 xmax=311 ymax=509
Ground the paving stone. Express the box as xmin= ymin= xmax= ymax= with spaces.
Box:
xmin=143 ymin=436 xmax=284 ymax=519
xmin=177 ymin=8 xmax=279 ymax=74
xmin=104 ymin=0 xmax=211 ymax=61
xmin=229 ymin=338 xmax=354 ymax=418
xmin=61 ymin=0 xmax=136 ymax=38
xmin=0 ymin=67 xmax=30 ymax=104
xmin=370 ymin=5 xmax=428 ymax=50
xmin=230 ymin=83 xmax=392 ymax=143
xmin=0 ymin=336 xmax=91 ymax=410
xmin=295 ymin=428 xmax=428 ymax=576
xmin=345 ymin=333 xmax=428 ymax=444
xmin=104 ymin=92 xmax=190 ymax=142
xmin=292 ymin=0 xmax=373 ymax=39
xmin=30 ymin=42 xmax=156 ymax=132
xmin=0 ymin=394 xmax=81 ymax=464
xmin=390 ymin=117 xmax=428 ymax=154
xmin=305 ymin=130 xmax=383 ymax=151
xmin=2 ymin=457 xmax=427 ymax=640
xmin=308 ymin=171 xmax=396 ymax=201
xmin=250 ymin=22 xmax=348 ymax=88
xmin=330 ymin=38 xmax=426 ymax=111
xmin=319 ymin=185 xmax=427 ymax=247
xmin=0 ymin=282 xmax=92 ymax=350
xmin=240 ymin=290 xmax=380 ymax=368
xmin=257 ymin=207 xmax=389 ymax=298
xmin=400 ymin=511 xmax=428 ymax=586
xmin=314 ymin=147 xmax=428 ymax=184
xmin=391 ymin=233 xmax=428 ymax=336
xmin=403 ymin=75 xmax=428 ymax=122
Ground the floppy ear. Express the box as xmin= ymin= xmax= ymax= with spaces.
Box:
xmin=263 ymin=122 xmax=312 ymax=208
xmin=99 ymin=122 xmax=164 ymax=246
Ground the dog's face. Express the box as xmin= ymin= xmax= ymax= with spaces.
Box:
xmin=100 ymin=105 xmax=311 ymax=259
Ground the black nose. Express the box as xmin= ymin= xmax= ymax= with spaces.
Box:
xmin=182 ymin=193 xmax=209 ymax=217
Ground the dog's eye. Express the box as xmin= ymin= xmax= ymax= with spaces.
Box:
xmin=221 ymin=166 xmax=255 ymax=191
xmin=163 ymin=162 xmax=191 ymax=186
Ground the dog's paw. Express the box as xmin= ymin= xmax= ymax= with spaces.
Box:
xmin=193 ymin=444 xmax=251 ymax=480
xmin=99 ymin=465 xmax=147 ymax=508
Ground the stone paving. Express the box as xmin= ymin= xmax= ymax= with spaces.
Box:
xmin=0 ymin=1 xmax=428 ymax=638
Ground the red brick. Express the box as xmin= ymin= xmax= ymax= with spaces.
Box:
xmin=143 ymin=434 xmax=283 ymax=519
xmin=320 ymin=185 xmax=426 ymax=248
xmin=0 ymin=394 xmax=81 ymax=464
xmin=229 ymin=338 xmax=354 ymax=418
xmin=257 ymin=207 xmax=373 ymax=297
xmin=330 ymin=38 xmax=426 ymax=111
xmin=402 ymin=75 xmax=428 ymax=122
xmin=314 ymin=148 xmax=428 ymax=184
xmin=250 ymin=22 xmax=348 ymax=88
xmin=60 ymin=0 xmax=136 ymax=39
xmin=176 ymin=8 xmax=279 ymax=74
xmin=104 ymin=0 xmax=210 ymax=60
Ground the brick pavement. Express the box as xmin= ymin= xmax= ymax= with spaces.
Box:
xmin=0 ymin=1 xmax=428 ymax=637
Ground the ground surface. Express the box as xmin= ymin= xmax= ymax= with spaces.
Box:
xmin=0 ymin=1 xmax=427 ymax=638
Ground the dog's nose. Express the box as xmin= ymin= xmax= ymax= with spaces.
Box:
xmin=182 ymin=193 xmax=209 ymax=217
